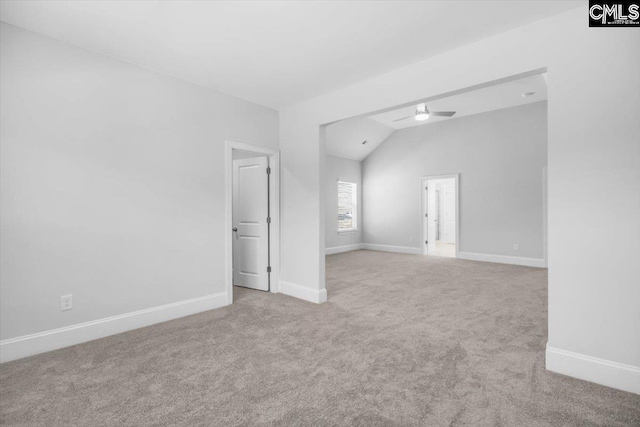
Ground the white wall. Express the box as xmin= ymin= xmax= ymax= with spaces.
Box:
xmin=363 ymin=102 xmax=547 ymax=260
xmin=280 ymin=7 xmax=639 ymax=393
xmin=325 ymin=155 xmax=362 ymax=251
xmin=0 ymin=24 xmax=279 ymax=345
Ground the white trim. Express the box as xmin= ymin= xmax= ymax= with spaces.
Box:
xmin=225 ymin=140 xmax=281 ymax=302
xmin=326 ymin=243 xmax=364 ymax=255
xmin=361 ymin=243 xmax=422 ymax=255
xmin=457 ymin=251 xmax=546 ymax=268
xmin=280 ymin=281 xmax=327 ymax=304
xmin=420 ymin=174 xmax=460 ymax=257
xmin=542 ymin=167 xmax=548 ymax=268
xmin=0 ymin=292 xmax=228 ymax=363
xmin=546 ymin=345 xmax=640 ymax=395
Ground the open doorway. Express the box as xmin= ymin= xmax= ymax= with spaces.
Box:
xmin=323 ymin=70 xmax=548 ymax=289
xmin=225 ymin=141 xmax=280 ymax=304
xmin=422 ymin=175 xmax=459 ymax=258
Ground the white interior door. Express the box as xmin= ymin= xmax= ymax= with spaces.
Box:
xmin=436 ymin=189 xmax=443 ymax=239
xmin=443 ymin=184 xmax=456 ymax=244
xmin=427 ymin=183 xmax=437 ymax=254
xmin=232 ymin=157 xmax=269 ymax=291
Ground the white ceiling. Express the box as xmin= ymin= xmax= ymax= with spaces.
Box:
xmin=327 ymin=74 xmax=547 ymax=160
xmin=369 ymin=74 xmax=548 ymax=129
xmin=325 ymin=118 xmax=394 ymax=161
xmin=0 ymin=1 xmax=578 ymax=108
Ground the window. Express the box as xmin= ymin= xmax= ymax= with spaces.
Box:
xmin=337 ymin=181 xmax=357 ymax=232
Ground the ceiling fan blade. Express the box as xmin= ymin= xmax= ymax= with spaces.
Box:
xmin=392 ymin=115 xmax=413 ymax=122
xmin=430 ymin=111 xmax=456 ymax=117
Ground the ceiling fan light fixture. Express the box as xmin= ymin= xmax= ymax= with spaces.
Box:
xmin=392 ymin=103 xmax=454 ymax=123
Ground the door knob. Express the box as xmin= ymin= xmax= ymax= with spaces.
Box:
xmin=232 ymin=227 xmax=238 ymax=232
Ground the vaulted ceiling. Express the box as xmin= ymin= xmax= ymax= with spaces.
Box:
xmin=369 ymin=74 xmax=548 ymax=130
xmin=326 ymin=74 xmax=547 ymax=161
xmin=325 ymin=118 xmax=394 ymax=161
xmin=0 ymin=1 xmax=578 ymax=108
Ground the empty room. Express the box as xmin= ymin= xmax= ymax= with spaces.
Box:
xmin=1 ymin=1 xmax=639 ymax=426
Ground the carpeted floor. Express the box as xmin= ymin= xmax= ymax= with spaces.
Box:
xmin=1 ymin=250 xmax=639 ymax=426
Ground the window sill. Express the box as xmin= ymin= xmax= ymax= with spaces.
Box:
xmin=338 ymin=229 xmax=358 ymax=234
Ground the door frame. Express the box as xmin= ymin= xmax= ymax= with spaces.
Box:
xmin=420 ymin=174 xmax=459 ymax=257
xmin=542 ymin=167 xmax=548 ymax=268
xmin=225 ymin=140 xmax=280 ymax=304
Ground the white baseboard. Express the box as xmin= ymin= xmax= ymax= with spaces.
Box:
xmin=546 ymin=345 xmax=640 ymax=394
xmin=457 ymin=251 xmax=546 ymax=268
xmin=361 ymin=243 xmax=422 ymax=255
xmin=325 ymin=243 xmax=363 ymax=255
xmin=280 ymin=280 xmax=327 ymax=304
xmin=0 ymin=292 xmax=229 ymax=363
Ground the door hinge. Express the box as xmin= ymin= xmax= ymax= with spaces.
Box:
xmin=425 ymin=213 xmax=428 ymax=217
xmin=267 ymin=266 xmax=272 ymax=273
xmin=266 ymin=167 xmax=271 ymax=174
xmin=267 ymin=217 xmax=271 ymax=224
xmin=425 ymin=240 xmax=428 ymax=244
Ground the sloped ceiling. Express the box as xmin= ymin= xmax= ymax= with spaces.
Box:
xmin=0 ymin=1 xmax=577 ymax=108
xmin=325 ymin=118 xmax=394 ymax=161
xmin=326 ymin=73 xmax=547 ymax=161
xmin=369 ymin=74 xmax=548 ymax=129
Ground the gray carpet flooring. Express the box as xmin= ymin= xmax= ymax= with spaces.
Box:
xmin=1 ymin=250 xmax=639 ymax=426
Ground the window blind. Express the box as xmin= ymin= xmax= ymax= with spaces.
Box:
xmin=337 ymin=181 xmax=357 ymax=231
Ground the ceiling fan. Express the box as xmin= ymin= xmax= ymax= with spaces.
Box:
xmin=392 ymin=103 xmax=456 ymax=122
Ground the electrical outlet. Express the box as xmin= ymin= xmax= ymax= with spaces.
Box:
xmin=513 ymin=244 xmax=519 ymax=251
xmin=61 ymin=294 xmax=73 ymax=311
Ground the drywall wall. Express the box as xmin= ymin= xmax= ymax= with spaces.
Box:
xmin=0 ymin=23 xmax=279 ymax=344
xmin=280 ymin=7 xmax=639 ymax=393
xmin=363 ymin=102 xmax=547 ymax=259
xmin=325 ymin=155 xmax=362 ymax=251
